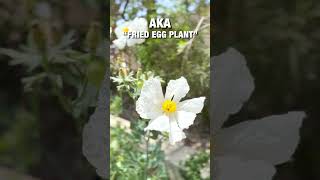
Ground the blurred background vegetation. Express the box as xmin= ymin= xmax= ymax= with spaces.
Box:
xmin=0 ymin=0 xmax=211 ymax=179
xmin=214 ymin=0 xmax=320 ymax=179
xmin=0 ymin=0 xmax=107 ymax=179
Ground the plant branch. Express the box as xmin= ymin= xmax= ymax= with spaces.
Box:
xmin=180 ymin=16 xmax=207 ymax=73
xmin=41 ymin=53 xmax=72 ymax=114
xmin=122 ymin=0 xmax=130 ymax=20
xmin=184 ymin=16 xmax=205 ymax=59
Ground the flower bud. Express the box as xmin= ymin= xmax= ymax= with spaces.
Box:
xmin=136 ymin=68 xmax=142 ymax=78
xmin=51 ymin=23 xmax=62 ymax=45
xmin=87 ymin=61 xmax=105 ymax=87
xmin=24 ymin=0 xmax=35 ymax=15
xmin=119 ymin=67 xmax=128 ymax=77
xmin=85 ymin=22 xmax=102 ymax=52
xmin=30 ymin=22 xmax=47 ymax=52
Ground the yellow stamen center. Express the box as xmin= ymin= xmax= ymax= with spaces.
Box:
xmin=162 ymin=100 xmax=177 ymax=113
xmin=122 ymin=27 xmax=129 ymax=33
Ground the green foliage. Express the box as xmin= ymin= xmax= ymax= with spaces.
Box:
xmin=111 ymin=70 xmax=162 ymax=100
xmin=111 ymin=70 xmax=168 ymax=179
xmin=0 ymin=19 xmax=106 ymax=175
xmin=180 ymin=150 xmax=210 ymax=180
xmin=0 ymin=24 xmax=106 ymax=119
xmin=111 ymin=121 xmax=168 ymax=180
xmin=110 ymin=95 xmax=123 ymax=116
xmin=0 ymin=108 xmax=40 ymax=171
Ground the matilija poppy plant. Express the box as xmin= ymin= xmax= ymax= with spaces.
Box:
xmin=113 ymin=17 xmax=148 ymax=49
xmin=136 ymin=77 xmax=205 ymax=144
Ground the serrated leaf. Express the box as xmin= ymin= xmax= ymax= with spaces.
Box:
xmin=0 ymin=48 xmax=41 ymax=72
xmin=56 ymin=31 xmax=76 ymax=49
xmin=21 ymin=73 xmax=47 ymax=91
xmin=48 ymin=74 xmax=63 ymax=89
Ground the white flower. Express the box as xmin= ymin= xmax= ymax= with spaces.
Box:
xmin=136 ymin=77 xmax=205 ymax=144
xmin=113 ymin=17 xmax=148 ymax=49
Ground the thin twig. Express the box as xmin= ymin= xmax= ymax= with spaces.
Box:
xmin=180 ymin=16 xmax=207 ymax=72
xmin=199 ymin=23 xmax=210 ymax=31
xmin=121 ymin=0 xmax=129 ymax=20
xmin=184 ymin=16 xmax=205 ymax=58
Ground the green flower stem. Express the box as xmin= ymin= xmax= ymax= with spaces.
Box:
xmin=145 ymin=130 xmax=150 ymax=180
xmin=41 ymin=53 xmax=72 ymax=114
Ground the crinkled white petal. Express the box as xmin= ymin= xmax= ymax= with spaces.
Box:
xmin=178 ymin=97 xmax=205 ymax=114
xmin=126 ymin=18 xmax=148 ymax=46
xmin=165 ymin=77 xmax=190 ymax=102
xmin=112 ymin=38 xmax=126 ymax=50
xmin=127 ymin=38 xmax=145 ymax=47
xmin=114 ymin=21 xmax=130 ymax=38
xmin=127 ymin=38 xmax=141 ymax=47
xmin=131 ymin=17 xmax=148 ymax=32
xmin=136 ymin=78 xmax=164 ymax=119
xmin=176 ymin=111 xmax=196 ymax=129
xmin=144 ymin=115 xmax=170 ymax=132
xmin=134 ymin=38 xmax=146 ymax=44
xmin=169 ymin=115 xmax=186 ymax=144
